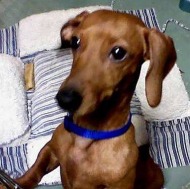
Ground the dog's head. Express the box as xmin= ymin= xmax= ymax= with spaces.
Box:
xmin=56 ymin=10 xmax=176 ymax=116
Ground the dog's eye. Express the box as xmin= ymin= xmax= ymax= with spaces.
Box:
xmin=70 ymin=36 xmax=80 ymax=49
xmin=110 ymin=46 xmax=127 ymax=62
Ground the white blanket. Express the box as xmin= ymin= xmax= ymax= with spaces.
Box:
xmin=19 ymin=6 xmax=111 ymax=57
xmin=0 ymin=54 xmax=29 ymax=145
xmin=136 ymin=61 xmax=190 ymax=121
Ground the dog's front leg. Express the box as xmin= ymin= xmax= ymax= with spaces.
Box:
xmin=15 ymin=142 xmax=59 ymax=189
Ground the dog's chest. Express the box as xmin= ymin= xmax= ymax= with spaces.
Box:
xmin=62 ymin=138 xmax=131 ymax=188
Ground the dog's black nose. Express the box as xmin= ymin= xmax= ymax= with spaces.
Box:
xmin=56 ymin=89 xmax=82 ymax=113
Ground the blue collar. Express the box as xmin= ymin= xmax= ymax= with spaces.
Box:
xmin=64 ymin=113 xmax=132 ymax=140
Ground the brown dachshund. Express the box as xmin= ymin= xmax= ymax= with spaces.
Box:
xmin=15 ymin=10 xmax=176 ymax=189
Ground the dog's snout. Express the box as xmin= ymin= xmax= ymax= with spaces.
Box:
xmin=56 ymin=89 xmax=82 ymax=113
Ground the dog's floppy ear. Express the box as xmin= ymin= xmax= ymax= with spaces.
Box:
xmin=143 ymin=28 xmax=177 ymax=107
xmin=61 ymin=11 xmax=89 ymax=42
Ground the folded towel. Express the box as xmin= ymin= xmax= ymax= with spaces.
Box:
xmin=0 ymin=54 xmax=29 ymax=145
xmin=19 ymin=6 xmax=111 ymax=57
xmin=136 ymin=61 xmax=190 ymax=121
xmin=27 ymin=136 xmax=61 ymax=185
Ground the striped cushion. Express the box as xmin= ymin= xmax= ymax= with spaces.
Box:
xmin=147 ymin=118 xmax=190 ymax=168
xmin=0 ymin=24 xmax=18 ymax=56
xmin=0 ymin=144 xmax=28 ymax=179
xmin=124 ymin=8 xmax=160 ymax=30
xmin=30 ymin=49 xmax=72 ymax=139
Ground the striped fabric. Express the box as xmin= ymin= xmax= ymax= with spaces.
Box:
xmin=30 ymin=49 xmax=72 ymax=139
xmin=122 ymin=8 xmax=160 ymax=30
xmin=21 ymin=52 xmax=41 ymax=63
xmin=0 ymin=24 xmax=18 ymax=56
xmin=130 ymin=93 xmax=142 ymax=115
xmin=0 ymin=144 xmax=28 ymax=179
xmin=147 ymin=117 xmax=190 ymax=168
